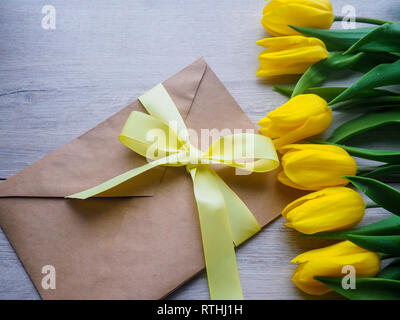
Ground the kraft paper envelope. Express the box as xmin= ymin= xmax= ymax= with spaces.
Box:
xmin=0 ymin=58 xmax=300 ymax=299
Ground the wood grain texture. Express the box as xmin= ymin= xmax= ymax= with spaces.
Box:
xmin=0 ymin=0 xmax=399 ymax=300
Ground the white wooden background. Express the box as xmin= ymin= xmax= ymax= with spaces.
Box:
xmin=0 ymin=0 xmax=398 ymax=300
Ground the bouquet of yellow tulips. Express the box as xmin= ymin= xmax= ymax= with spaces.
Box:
xmin=256 ymin=0 xmax=400 ymax=300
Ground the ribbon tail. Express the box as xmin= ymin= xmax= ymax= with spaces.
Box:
xmin=188 ymin=165 xmax=243 ymax=300
xmin=208 ymin=168 xmax=261 ymax=246
xmin=66 ymin=155 xmax=176 ymax=199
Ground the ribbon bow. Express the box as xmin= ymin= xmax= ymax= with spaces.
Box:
xmin=67 ymin=84 xmax=279 ymax=299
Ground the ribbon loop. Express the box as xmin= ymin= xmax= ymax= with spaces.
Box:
xmin=204 ymin=133 xmax=279 ymax=172
xmin=119 ymin=111 xmax=185 ymax=160
xmin=139 ymin=83 xmax=190 ymax=144
xmin=67 ymin=83 xmax=279 ymax=299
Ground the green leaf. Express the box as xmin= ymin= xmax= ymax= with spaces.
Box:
xmin=346 ymin=217 xmax=400 ymax=236
xmin=301 ymin=219 xmax=400 ymax=254
xmin=330 ymin=60 xmax=400 ymax=104
xmin=361 ymin=164 xmax=400 ymax=179
xmin=345 ymin=234 xmax=400 ymax=255
xmin=274 ymin=86 xmax=398 ymax=102
xmin=290 ymin=25 xmax=376 ymax=51
xmin=301 ymin=216 xmax=400 ymax=239
xmin=331 ymin=95 xmax=400 ymax=111
xmin=378 ymin=257 xmax=400 ymax=280
xmin=311 ymin=141 xmax=400 ymax=163
xmin=351 ymin=52 xmax=399 ymax=73
xmin=272 ymin=86 xmax=294 ymax=98
xmin=315 ymin=277 xmax=400 ymax=300
xmin=327 ymin=110 xmax=400 ymax=143
xmin=290 ymin=25 xmax=399 ymax=71
xmin=292 ymin=52 xmax=364 ymax=97
xmin=274 ymin=86 xmax=348 ymax=101
xmin=345 ymin=23 xmax=400 ymax=56
xmin=346 ymin=176 xmax=400 ymax=216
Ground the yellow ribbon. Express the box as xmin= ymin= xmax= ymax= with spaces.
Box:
xmin=67 ymin=83 xmax=279 ymax=299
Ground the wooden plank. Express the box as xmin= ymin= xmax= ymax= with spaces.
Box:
xmin=0 ymin=0 xmax=399 ymax=299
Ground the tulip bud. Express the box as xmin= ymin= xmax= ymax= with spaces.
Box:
xmin=278 ymin=144 xmax=357 ymax=190
xmin=258 ymin=94 xmax=332 ymax=149
xmin=282 ymin=187 xmax=365 ymax=234
xmin=291 ymin=241 xmax=380 ymax=295
xmin=262 ymin=0 xmax=334 ymax=37
xmin=256 ymin=36 xmax=328 ymax=77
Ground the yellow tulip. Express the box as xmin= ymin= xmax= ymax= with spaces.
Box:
xmin=291 ymin=241 xmax=380 ymax=295
xmin=258 ymin=94 xmax=332 ymax=149
xmin=278 ymin=144 xmax=357 ymax=190
xmin=282 ymin=187 xmax=365 ymax=234
xmin=256 ymin=36 xmax=328 ymax=77
xmin=262 ymin=0 xmax=334 ymax=36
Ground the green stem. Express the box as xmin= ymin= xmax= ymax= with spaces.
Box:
xmin=334 ymin=15 xmax=394 ymax=25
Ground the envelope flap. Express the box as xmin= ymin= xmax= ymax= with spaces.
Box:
xmin=0 ymin=58 xmax=207 ymax=198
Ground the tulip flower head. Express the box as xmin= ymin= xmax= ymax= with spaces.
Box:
xmin=291 ymin=241 xmax=380 ymax=295
xmin=258 ymin=94 xmax=332 ymax=149
xmin=282 ymin=187 xmax=365 ymax=234
xmin=278 ymin=144 xmax=357 ymax=190
xmin=262 ymin=0 xmax=334 ymax=36
xmin=256 ymin=36 xmax=328 ymax=77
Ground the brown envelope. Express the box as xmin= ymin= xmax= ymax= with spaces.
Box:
xmin=0 ymin=58 xmax=300 ymax=299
